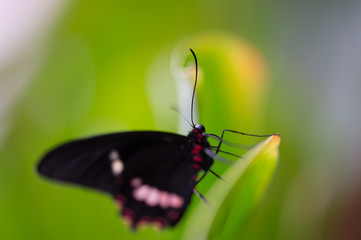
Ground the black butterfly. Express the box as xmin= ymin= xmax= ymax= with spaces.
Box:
xmin=37 ymin=49 xmax=273 ymax=229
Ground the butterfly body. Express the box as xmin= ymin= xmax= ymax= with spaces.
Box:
xmin=37 ymin=124 xmax=214 ymax=228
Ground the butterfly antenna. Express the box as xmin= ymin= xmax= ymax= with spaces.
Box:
xmin=189 ymin=48 xmax=198 ymax=127
xmin=170 ymin=105 xmax=193 ymax=127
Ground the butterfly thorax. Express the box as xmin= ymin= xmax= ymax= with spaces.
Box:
xmin=188 ymin=126 xmax=213 ymax=171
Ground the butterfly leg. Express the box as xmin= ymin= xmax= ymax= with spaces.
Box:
xmin=194 ymin=170 xmax=208 ymax=186
xmin=209 ymin=169 xmax=224 ymax=181
xmin=215 ymin=129 xmax=275 ymax=154
xmin=195 ymin=166 xmax=224 ymax=182
xmin=193 ymin=188 xmax=209 ymax=204
xmin=210 ymin=147 xmax=241 ymax=158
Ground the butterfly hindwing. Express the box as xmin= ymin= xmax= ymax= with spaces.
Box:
xmin=113 ymin=142 xmax=196 ymax=228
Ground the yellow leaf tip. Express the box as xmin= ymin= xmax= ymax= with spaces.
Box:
xmin=270 ymin=134 xmax=281 ymax=145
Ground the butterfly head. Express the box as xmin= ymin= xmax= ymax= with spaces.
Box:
xmin=194 ymin=124 xmax=205 ymax=133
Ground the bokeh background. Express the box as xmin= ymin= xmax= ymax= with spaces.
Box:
xmin=1 ymin=1 xmax=361 ymax=239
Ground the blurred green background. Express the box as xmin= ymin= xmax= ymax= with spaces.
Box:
xmin=1 ymin=0 xmax=361 ymax=239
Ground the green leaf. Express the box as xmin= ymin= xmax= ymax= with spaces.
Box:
xmin=182 ymin=134 xmax=280 ymax=240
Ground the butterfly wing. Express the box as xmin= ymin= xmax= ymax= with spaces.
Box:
xmin=114 ymin=142 xmax=196 ymax=228
xmin=37 ymin=131 xmax=197 ymax=228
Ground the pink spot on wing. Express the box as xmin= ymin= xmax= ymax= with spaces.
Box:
xmin=159 ymin=191 xmax=170 ymax=209
xmin=145 ymin=188 xmax=160 ymax=207
xmin=133 ymin=185 xmax=150 ymax=201
xmin=168 ymin=209 xmax=180 ymax=220
xmin=130 ymin=177 xmax=142 ymax=188
xmin=169 ymin=194 xmax=184 ymax=208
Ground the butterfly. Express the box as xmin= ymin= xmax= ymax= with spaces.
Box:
xmin=37 ymin=49 xmax=274 ymax=229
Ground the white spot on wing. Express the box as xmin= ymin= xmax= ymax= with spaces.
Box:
xmin=109 ymin=150 xmax=120 ymax=161
xmin=109 ymin=150 xmax=124 ymax=175
xmin=112 ymin=159 xmax=124 ymax=175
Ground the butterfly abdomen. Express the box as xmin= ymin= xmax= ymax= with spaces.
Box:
xmin=189 ymin=128 xmax=214 ymax=171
